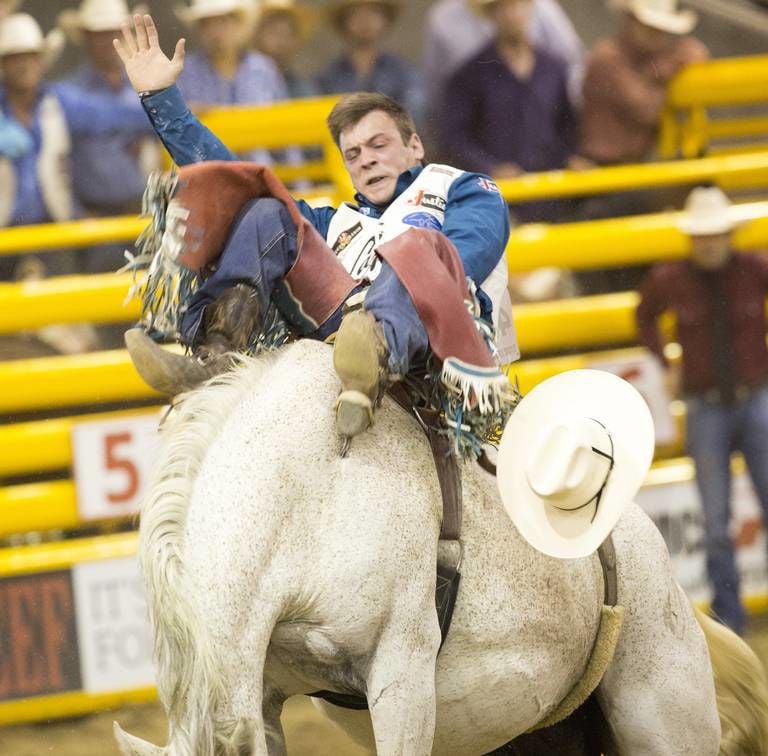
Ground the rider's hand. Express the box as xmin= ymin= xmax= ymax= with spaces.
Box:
xmin=113 ymin=14 xmax=185 ymax=95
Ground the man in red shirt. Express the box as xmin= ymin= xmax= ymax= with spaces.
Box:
xmin=636 ymin=186 xmax=768 ymax=635
xmin=580 ymin=0 xmax=708 ymax=167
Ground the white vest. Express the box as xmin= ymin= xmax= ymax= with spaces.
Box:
xmin=0 ymin=94 xmax=74 ymax=226
xmin=325 ymin=164 xmax=519 ymax=363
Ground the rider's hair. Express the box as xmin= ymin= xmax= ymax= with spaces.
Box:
xmin=327 ymin=92 xmax=417 ymax=148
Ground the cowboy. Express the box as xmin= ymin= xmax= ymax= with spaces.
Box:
xmin=58 ymin=0 xmax=156 ymax=221
xmin=636 ymin=186 xmax=768 ymax=635
xmin=0 ymin=12 xmax=149 ymax=266
xmin=115 ymin=14 xmax=517 ymax=440
xmin=254 ymin=0 xmax=316 ymax=100
xmin=317 ymin=1 xmax=426 ymax=130
xmin=0 ymin=1 xmax=33 ymax=212
xmin=175 ymin=0 xmax=290 ymax=166
xmin=580 ymin=0 xmax=708 ymax=167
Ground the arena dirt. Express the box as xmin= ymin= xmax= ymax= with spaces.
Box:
xmin=2 ymin=616 xmax=767 ymax=755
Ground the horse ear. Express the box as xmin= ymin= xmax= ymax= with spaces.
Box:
xmin=113 ymin=722 xmax=167 ymax=756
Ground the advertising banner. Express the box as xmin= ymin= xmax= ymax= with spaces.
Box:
xmin=637 ymin=470 xmax=768 ymax=602
xmin=72 ymin=557 xmax=156 ymax=693
xmin=72 ymin=413 xmax=163 ymax=521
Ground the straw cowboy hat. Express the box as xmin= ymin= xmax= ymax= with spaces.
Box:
xmin=497 ymin=370 xmax=655 ymax=560
xmin=328 ymin=0 xmax=401 ymax=32
xmin=0 ymin=13 xmax=65 ymax=65
xmin=58 ymin=0 xmax=148 ymax=44
xmin=678 ymin=186 xmax=740 ymax=236
xmin=175 ymin=0 xmax=257 ymax=26
xmin=258 ymin=0 xmax=313 ymax=40
xmin=612 ymin=0 xmax=697 ymax=35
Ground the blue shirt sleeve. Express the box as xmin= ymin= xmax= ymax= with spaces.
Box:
xmin=442 ymin=171 xmax=510 ymax=284
xmin=141 ymin=85 xmax=237 ymax=165
xmin=53 ymin=81 xmax=151 ymax=136
xmin=141 ymin=86 xmax=339 ymax=238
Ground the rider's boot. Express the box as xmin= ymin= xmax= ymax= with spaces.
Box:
xmin=126 ymin=283 xmax=261 ymax=396
xmin=333 ymin=309 xmax=390 ymax=438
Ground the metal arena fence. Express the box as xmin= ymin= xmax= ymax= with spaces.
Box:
xmin=3 ymin=56 xmax=768 ymax=724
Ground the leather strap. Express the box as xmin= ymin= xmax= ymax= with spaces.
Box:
xmin=387 ymin=384 xmax=463 ymax=541
xmin=597 ymin=535 xmax=618 ymax=608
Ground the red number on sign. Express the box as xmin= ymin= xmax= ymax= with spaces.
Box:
xmin=104 ymin=432 xmax=140 ymax=504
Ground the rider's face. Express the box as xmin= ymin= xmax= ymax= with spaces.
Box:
xmin=339 ymin=110 xmax=424 ymax=206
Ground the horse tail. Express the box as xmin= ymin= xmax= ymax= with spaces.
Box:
xmin=140 ymin=360 xmax=267 ymax=755
xmin=693 ymin=607 xmax=768 ymax=755
xmin=141 ymin=422 xmax=226 ymax=755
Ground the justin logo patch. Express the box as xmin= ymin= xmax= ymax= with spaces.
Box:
xmin=407 ymin=190 xmax=447 ymax=213
xmin=332 ymin=222 xmax=363 ymax=253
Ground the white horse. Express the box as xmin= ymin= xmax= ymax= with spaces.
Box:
xmin=114 ymin=340 xmax=768 ymax=756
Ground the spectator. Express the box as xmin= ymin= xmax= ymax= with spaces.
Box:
xmin=0 ymin=0 xmax=31 ymax=164
xmin=636 ymin=186 xmax=768 ymax=636
xmin=423 ymin=0 xmax=584 ymax=110
xmin=317 ymin=0 xmax=426 ymax=129
xmin=580 ymin=0 xmax=708 ymax=167
xmin=0 ymin=13 xmax=148 ymax=236
xmin=439 ymin=0 xmax=580 ymax=223
xmin=59 ymin=0 xmax=156 ymax=222
xmin=254 ymin=0 xmax=316 ymax=99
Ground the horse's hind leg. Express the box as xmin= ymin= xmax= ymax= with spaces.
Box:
xmin=597 ymin=506 xmax=721 ymax=755
xmin=366 ymin=602 xmax=442 ymax=755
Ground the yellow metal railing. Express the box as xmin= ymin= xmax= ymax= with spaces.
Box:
xmin=4 ymin=203 xmax=768 ymax=333
xmin=0 ymin=350 xmax=161 ymax=413
xmin=496 ymin=151 xmax=768 ymax=202
xmin=660 ymin=55 xmax=768 ymax=158
xmin=0 ymin=408 xmax=162 ymax=478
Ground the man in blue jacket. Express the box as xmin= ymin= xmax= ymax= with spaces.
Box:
xmin=116 ymin=14 xmax=515 ymax=440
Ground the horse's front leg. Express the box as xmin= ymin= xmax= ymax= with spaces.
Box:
xmin=366 ymin=598 xmax=442 ymax=755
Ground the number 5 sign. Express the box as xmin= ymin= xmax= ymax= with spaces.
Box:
xmin=72 ymin=413 xmax=163 ymax=521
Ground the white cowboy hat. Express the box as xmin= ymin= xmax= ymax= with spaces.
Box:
xmin=328 ymin=0 xmax=401 ymax=32
xmin=175 ymin=0 xmax=257 ymax=26
xmin=612 ymin=0 xmax=697 ymax=35
xmin=497 ymin=370 xmax=655 ymax=560
xmin=678 ymin=186 xmax=740 ymax=236
xmin=258 ymin=0 xmax=314 ymax=40
xmin=58 ymin=0 xmax=148 ymax=44
xmin=0 ymin=13 xmax=65 ymax=65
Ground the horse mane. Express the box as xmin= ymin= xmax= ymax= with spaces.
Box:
xmin=139 ymin=349 xmax=281 ymax=755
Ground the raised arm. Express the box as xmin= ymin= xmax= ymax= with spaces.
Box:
xmin=113 ymin=14 xmax=235 ymax=165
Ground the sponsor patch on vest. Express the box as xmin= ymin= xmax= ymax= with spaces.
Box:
xmin=477 ymin=177 xmax=501 ymax=194
xmin=403 ymin=212 xmax=443 ymax=231
xmin=407 ymin=190 xmax=447 ymax=213
xmin=332 ymin=222 xmax=364 ymax=253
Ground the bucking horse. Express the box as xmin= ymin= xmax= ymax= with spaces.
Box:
xmin=113 ymin=339 xmax=768 ymax=755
